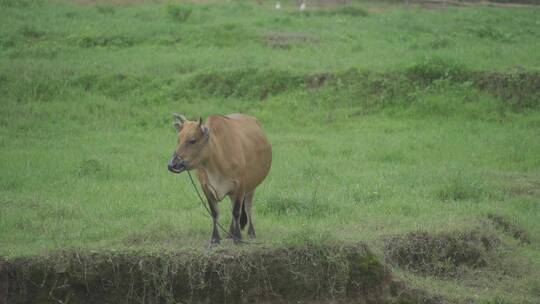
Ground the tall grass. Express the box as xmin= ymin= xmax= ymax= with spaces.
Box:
xmin=1 ymin=1 xmax=539 ymax=302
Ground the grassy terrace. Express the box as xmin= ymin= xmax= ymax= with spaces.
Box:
xmin=1 ymin=0 xmax=539 ymax=302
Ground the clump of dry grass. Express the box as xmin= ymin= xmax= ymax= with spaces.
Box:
xmin=383 ymin=230 xmax=501 ymax=278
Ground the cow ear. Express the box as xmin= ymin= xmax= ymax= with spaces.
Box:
xmin=173 ymin=113 xmax=187 ymax=132
xmin=198 ymin=117 xmax=203 ymax=127
xmin=201 ymin=125 xmax=209 ymax=136
xmin=173 ymin=113 xmax=187 ymax=123
xmin=173 ymin=121 xmax=183 ymax=132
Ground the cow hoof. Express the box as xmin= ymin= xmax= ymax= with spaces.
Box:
xmin=208 ymin=240 xmax=220 ymax=249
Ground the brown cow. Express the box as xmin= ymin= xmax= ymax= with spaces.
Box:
xmin=168 ymin=114 xmax=272 ymax=247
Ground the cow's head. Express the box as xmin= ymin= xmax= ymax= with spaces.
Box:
xmin=168 ymin=113 xmax=210 ymax=174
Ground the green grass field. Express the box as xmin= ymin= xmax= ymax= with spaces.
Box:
xmin=1 ymin=0 xmax=540 ymax=302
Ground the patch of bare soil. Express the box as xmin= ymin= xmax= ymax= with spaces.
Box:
xmin=262 ymin=32 xmax=319 ymax=49
xmin=312 ymin=0 xmax=352 ymax=7
xmin=366 ymin=0 xmax=540 ymax=12
xmin=410 ymin=0 xmax=540 ymax=10
xmin=487 ymin=213 xmax=531 ymax=244
xmin=70 ymin=0 xmax=161 ymax=5
xmin=293 ymin=0 xmax=539 ymax=12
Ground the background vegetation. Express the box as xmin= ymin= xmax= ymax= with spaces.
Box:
xmin=1 ymin=0 xmax=539 ymax=302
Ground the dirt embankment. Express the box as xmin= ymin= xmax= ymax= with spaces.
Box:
xmin=1 ymin=243 xmax=436 ymax=304
xmin=2 ymin=224 xmax=534 ymax=303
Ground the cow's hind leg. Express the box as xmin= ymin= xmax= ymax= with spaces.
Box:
xmin=244 ymin=190 xmax=256 ymax=239
xmin=227 ymin=217 xmax=235 ymax=238
xmin=228 ymin=197 xmax=247 ymax=238
xmin=230 ymin=193 xmax=245 ymax=244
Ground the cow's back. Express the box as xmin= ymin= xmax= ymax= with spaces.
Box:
xmin=208 ymin=114 xmax=272 ymax=192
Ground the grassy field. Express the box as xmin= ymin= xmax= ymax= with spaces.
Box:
xmin=1 ymin=0 xmax=540 ymax=302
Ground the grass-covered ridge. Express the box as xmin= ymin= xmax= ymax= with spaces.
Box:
xmin=1 ymin=0 xmax=540 ymax=303
xmin=6 ymin=243 xmax=432 ymax=303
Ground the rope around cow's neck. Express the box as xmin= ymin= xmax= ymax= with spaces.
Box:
xmin=186 ymin=170 xmax=253 ymax=245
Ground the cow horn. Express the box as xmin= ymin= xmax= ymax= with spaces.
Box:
xmin=173 ymin=113 xmax=187 ymax=123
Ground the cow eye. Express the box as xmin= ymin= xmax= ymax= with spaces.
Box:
xmin=188 ymin=138 xmax=197 ymax=145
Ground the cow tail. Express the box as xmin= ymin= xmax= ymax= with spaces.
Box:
xmin=240 ymin=197 xmax=248 ymax=231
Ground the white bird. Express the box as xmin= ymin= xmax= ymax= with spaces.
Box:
xmin=275 ymin=1 xmax=281 ymax=10
xmin=299 ymin=1 xmax=306 ymax=11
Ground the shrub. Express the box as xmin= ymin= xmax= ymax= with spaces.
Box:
xmin=330 ymin=6 xmax=369 ymax=17
xmin=468 ymin=25 xmax=513 ymax=42
xmin=406 ymin=56 xmax=466 ymax=85
xmin=437 ymin=171 xmax=484 ymax=202
xmin=166 ymin=4 xmax=192 ymax=23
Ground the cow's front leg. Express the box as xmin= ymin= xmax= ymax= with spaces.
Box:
xmin=231 ymin=194 xmax=245 ymax=244
xmin=208 ymin=199 xmax=221 ymax=248
xmin=244 ymin=190 xmax=256 ymax=239
xmin=227 ymin=219 xmax=235 ymax=239
xmin=200 ymin=190 xmax=219 ymax=248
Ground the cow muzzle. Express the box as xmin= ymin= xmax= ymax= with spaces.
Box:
xmin=168 ymin=154 xmax=187 ymax=174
